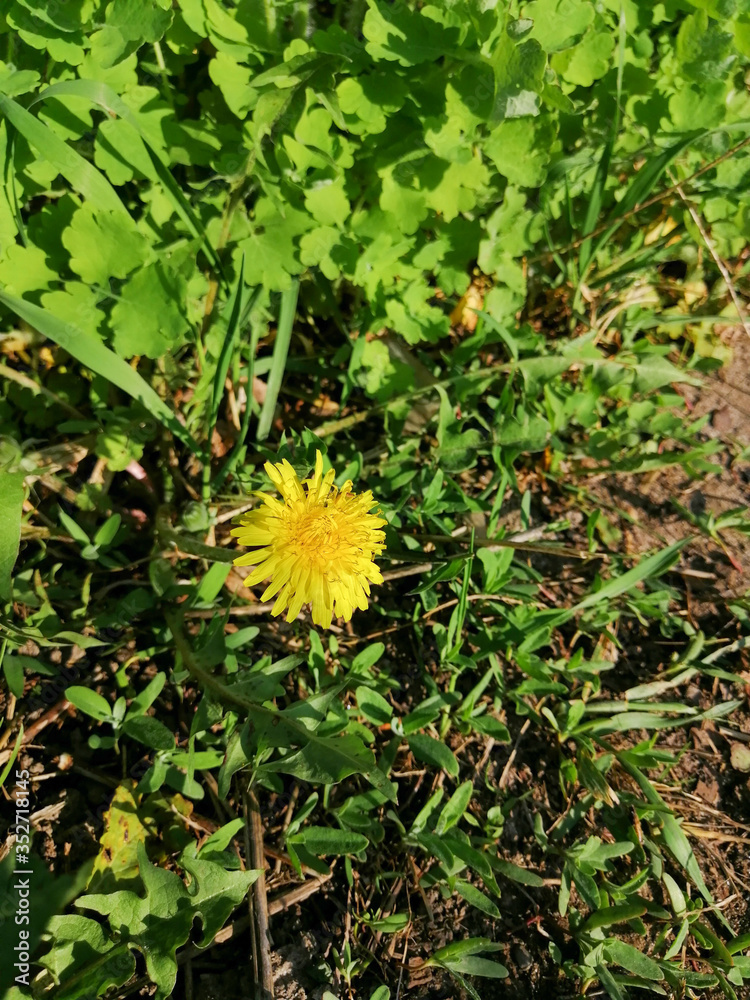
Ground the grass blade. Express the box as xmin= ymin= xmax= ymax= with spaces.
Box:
xmin=0 ymin=724 xmax=24 ymax=789
xmin=210 ymin=255 xmax=245 ymax=436
xmin=0 ymin=468 xmax=25 ymax=601
xmin=0 ymin=289 xmax=201 ymax=455
xmin=618 ymin=751 xmax=714 ymax=908
xmin=211 ymin=301 xmax=262 ymax=492
xmin=0 ymin=94 xmax=128 ymax=218
xmin=256 ymin=279 xmax=300 ymax=442
xmin=573 ymin=538 xmax=689 ymax=613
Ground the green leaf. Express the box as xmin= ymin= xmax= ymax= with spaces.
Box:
xmin=111 ymin=263 xmax=189 ymax=359
xmin=584 ymin=902 xmax=648 ymax=930
xmin=38 ymin=916 xmax=135 ymax=1000
xmin=0 ymin=290 xmax=200 ymax=454
xmin=485 ymin=116 xmax=556 ymax=187
xmin=407 ymin=733 xmax=459 ymax=777
xmin=363 ymin=0 xmax=460 ymax=66
xmin=79 ymin=842 xmax=194 ymax=999
xmin=0 ymin=94 xmax=128 ymax=218
xmin=492 ymin=859 xmax=545 ymax=887
xmin=573 ymin=539 xmax=690 ymax=612
xmin=526 ymin=0 xmax=594 ymax=52
xmin=430 ymin=937 xmax=504 ymax=962
xmin=107 ymin=0 xmax=173 ymax=44
xmin=256 ymin=277 xmax=299 ymax=441
xmin=122 ymin=716 xmax=175 ymax=751
xmin=179 ymin=853 xmax=259 ymax=947
xmin=618 ymin=752 xmax=713 ymax=905
xmin=356 ymin=686 xmax=393 ymax=726
xmin=0 ymin=469 xmax=25 ymax=601
xmin=603 ymin=940 xmax=664 ymax=981
xmin=454 ymin=879 xmax=501 ymax=918
xmin=66 ymin=686 xmax=112 ymax=722
xmin=441 ymin=955 xmax=509 ymax=978
xmin=435 ymin=781 xmax=473 ymax=835
xmin=209 ymin=52 xmax=258 ymax=119
xmin=677 ymin=10 xmax=735 ymax=83
xmin=263 ymin=733 xmax=386 ymax=788
xmin=62 ymin=204 xmax=149 ymax=285
xmin=289 ymin=826 xmax=370 ymax=856
xmin=2 ymin=654 xmax=25 ymax=698
xmin=0 ymin=243 xmax=56 ymax=297
xmin=488 ymin=30 xmax=546 ymax=122
xmin=552 ymin=28 xmax=615 ymax=87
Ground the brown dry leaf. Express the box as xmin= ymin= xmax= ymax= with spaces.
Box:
xmin=730 ymin=742 xmax=750 ymax=772
xmin=450 ymin=280 xmax=485 ymax=331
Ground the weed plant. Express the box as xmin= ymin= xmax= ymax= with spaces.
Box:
xmin=1 ymin=1 xmax=750 ymax=998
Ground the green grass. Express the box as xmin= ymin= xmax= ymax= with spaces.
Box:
xmin=2 ymin=1 xmax=750 ymax=998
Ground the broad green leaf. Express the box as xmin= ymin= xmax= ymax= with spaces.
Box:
xmin=62 ymin=204 xmax=149 ymax=285
xmin=363 ymin=0 xmax=460 ymax=66
xmin=289 ymin=827 xmax=370 ymax=856
xmin=122 ymin=716 xmax=175 ymax=751
xmin=407 ymin=733 xmax=459 ymax=777
xmin=603 ymin=940 xmax=664 ymax=981
xmin=488 ymin=31 xmax=546 ymax=122
xmin=81 ymin=843 xmax=256 ymax=997
xmin=65 ymin=686 xmax=112 ymax=722
xmin=356 ymin=686 xmax=393 ymax=726
xmin=111 ymin=263 xmax=189 ymax=359
xmin=179 ymin=853 xmax=259 ymax=947
xmin=38 ymin=916 xmax=135 ymax=1000
xmin=435 ymin=781 xmax=473 ymax=835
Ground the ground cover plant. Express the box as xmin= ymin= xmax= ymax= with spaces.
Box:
xmin=2 ymin=0 xmax=750 ymax=997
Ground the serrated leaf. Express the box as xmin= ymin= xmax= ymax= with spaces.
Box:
xmin=179 ymin=853 xmax=259 ymax=947
xmin=78 ymin=843 xmax=193 ymax=998
xmin=363 ymin=0 xmax=460 ymax=66
xmin=111 ymin=263 xmax=189 ymax=359
xmin=63 ymin=204 xmax=149 ymax=285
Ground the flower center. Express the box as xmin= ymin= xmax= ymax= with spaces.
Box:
xmin=289 ymin=506 xmax=346 ymax=566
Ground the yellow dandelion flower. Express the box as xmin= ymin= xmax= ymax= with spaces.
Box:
xmin=231 ymin=451 xmax=387 ymax=629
